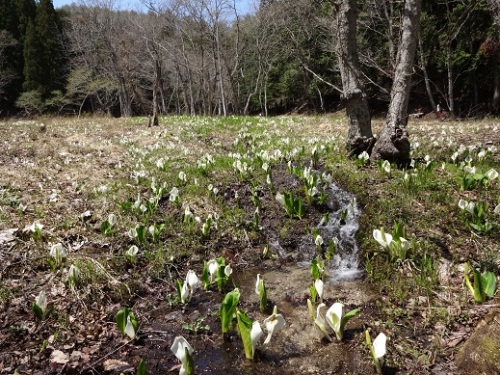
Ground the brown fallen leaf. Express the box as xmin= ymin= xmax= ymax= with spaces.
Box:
xmin=443 ymin=330 xmax=467 ymax=348
xmin=68 ymin=350 xmax=90 ymax=368
xmin=0 ymin=228 xmax=17 ymax=244
xmin=103 ymin=358 xmax=131 ymax=371
xmin=50 ymin=350 xmax=69 ymax=365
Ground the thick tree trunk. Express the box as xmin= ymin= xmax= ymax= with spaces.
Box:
xmin=118 ymin=77 xmax=132 ymax=117
xmin=334 ymin=0 xmax=375 ymax=156
xmin=371 ymin=0 xmax=421 ymax=164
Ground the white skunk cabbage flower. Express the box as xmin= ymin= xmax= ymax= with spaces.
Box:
xmin=68 ymin=264 xmax=80 ymax=282
xmin=382 ymin=160 xmax=391 ymax=174
xmin=314 ymin=279 xmax=324 ymax=302
xmin=169 ymin=187 xmax=179 ymax=202
xmin=207 ymin=259 xmax=219 ymax=282
xmin=35 ymin=291 xmax=47 ymax=312
xmin=325 ymin=302 xmax=360 ymax=341
xmin=181 ymin=270 xmax=199 ymax=303
xmin=372 ymin=332 xmax=387 ymax=359
xmin=171 ymin=336 xmax=194 ymax=375
xmin=250 ymin=321 xmax=263 ymax=357
xmin=325 ymin=303 xmax=343 ymax=338
xmin=458 ymin=199 xmax=475 ymax=213
xmin=266 ymin=174 xmax=272 ymax=185
xmin=50 ymin=243 xmax=66 ymax=264
xmin=126 ymin=245 xmax=139 ymax=257
xmin=486 ymin=169 xmax=498 ymax=181
xmin=314 ymin=235 xmax=324 ymax=247
xmin=25 ymin=222 xmax=43 ymax=233
xmin=464 ymin=165 xmax=476 ymax=174
xmin=178 ymin=171 xmax=187 ymax=183
xmin=399 ymin=237 xmax=411 ymax=251
xmin=124 ymin=315 xmax=137 ymax=340
xmin=314 ymin=303 xmax=332 ymax=341
xmin=275 ymin=192 xmax=285 ymax=207
xmin=358 ymin=151 xmax=369 ymax=161
xmin=108 ymin=213 xmax=117 ymax=226
xmin=185 ymin=270 xmax=199 ymax=288
xmin=184 ymin=206 xmax=193 ymax=218
xmin=373 ymin=229 xmax=393 ymax=249
xmin=263 ymin=306 xmax=286 ymax=345
xmin=224 ymin=264 xmax=233 ymax=277
xmin=458 ymin=199 xmax=468 ymax=210
xmin=255 ymin=274 xmax=263 ymax=295
xmin=180 ymin=282 xmax=190 ymax=303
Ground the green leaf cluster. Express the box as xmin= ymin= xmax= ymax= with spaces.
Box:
xmin=464 ymin=263 xmax=497 ymax=303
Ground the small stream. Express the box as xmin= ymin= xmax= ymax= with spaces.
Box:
xmin=318 ymin=181 xmax=363 ymax=281
xmin=271 ymin=180 xmax=363 ymax=282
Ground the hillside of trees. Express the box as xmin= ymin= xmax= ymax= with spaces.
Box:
xmin=0 ymin=0 xmax=499 ymax=118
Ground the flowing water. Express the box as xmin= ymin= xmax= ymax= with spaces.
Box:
xmin=272 ymin=180 xmax=363 ymax=282
xmin=318 ymin=181 xmax=363 ymax=281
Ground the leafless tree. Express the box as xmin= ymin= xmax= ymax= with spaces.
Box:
xmin=66 ymin=0 xmax=143 ymax=117
xmin=439 ymin=0 xmax=478 ymax=118
xmin=241 ymin=9 xmax=282 ymax=115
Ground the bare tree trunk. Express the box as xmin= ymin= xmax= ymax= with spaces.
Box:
xmin=440 ymin=0 xmax=477 ymax=119
xmin=333 ymin=0 xmax=375 ymax=156
xmin=371 ymin=0 xmax=421 ymax=164
xmin=216 ymin=28 xmax=227 ymax=116
xmin=445 ymin=46 xmax=455 ymax=118
xmin=493 ymin=55 xmax=500 ymax=112
xmin=179 ymin=37 xmax=195 ymax=116
xmin=150 ymin=56 xmax=160 ymax=126
xmin=418 ymin=37 xmax=436 ymax=112
xmin=118 ymin=76 xmax=132 ymax=117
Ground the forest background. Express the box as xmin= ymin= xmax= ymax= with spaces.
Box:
xmin=0 ymin=0 xmax=499 ymax=119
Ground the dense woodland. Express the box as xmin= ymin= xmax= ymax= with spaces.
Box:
xmin=0 ymin=0 xmax=499 ymax=118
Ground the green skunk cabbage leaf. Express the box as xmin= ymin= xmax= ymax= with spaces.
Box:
xmin=184 ymin=347 xmax=194 ymax=375
xmin=259 ymin=279 xmax=267 ymax=313
xmin=482 ymin=271 xmax=497 ymax=298
xmin=220 ymin=289 xmax=240 ymax=333
xmin=136 ymin=359 xmax=148 ymax=375
xmin=340 ymin=308 xmax=361 ymax=335
xmin=236 ymin=310 xmax=253 ymax=359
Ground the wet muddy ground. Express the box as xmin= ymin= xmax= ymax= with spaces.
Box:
xmin=128 ymin=265 xmax=380 ymax=375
